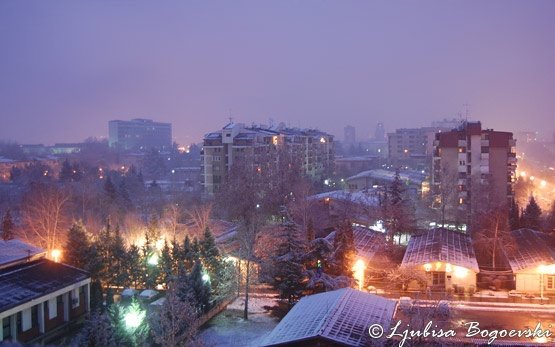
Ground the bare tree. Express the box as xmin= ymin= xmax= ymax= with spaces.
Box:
xmin=149 ymin=284 xmax=200 ymax=347
xmin=185 ymin=203 xmax=213 ymax=234
xmin=21 ymin=183 xmax=72 ymax=252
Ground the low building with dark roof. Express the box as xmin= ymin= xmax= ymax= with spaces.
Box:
xmin=0 ymin=240 xmax=91 ymax=344
xmin=503 ymin=229 xmax=555 ymax=294
xmin=262 ymin=288 xmax=396 ymax=346
xmin=401 ymin=229 xmax=479 ymax=293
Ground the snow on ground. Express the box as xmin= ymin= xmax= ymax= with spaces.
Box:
xmin=199 ymin=294 xmax=279 ymax=347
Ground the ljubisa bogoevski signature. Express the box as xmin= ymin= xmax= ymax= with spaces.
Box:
xmin=367 ymin=320 xmax=553 ymax=346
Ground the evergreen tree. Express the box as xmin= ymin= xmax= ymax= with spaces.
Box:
xmin=272 ymin=222 xmax=308 ymax=305
xmin=170 ymin=237 xmax=182 ymax=274
xmin=188 ymin=262 xmax=211 ymax=313
xmin=544 ymin=201 xmax=555 ymax=234
xmin=509 ymin=199 xmax=520 ymax=230
xmin=65 ymin=222 xmax=91 ymax=269
xmin=200 ymin=228 xmax=223 ymax=291
xmin=59 ymin=159 xmax=73 ymax=182
xmin=333 ymin=221 xmax=356 ymax=278
xmin=521 ymin=196 xmax=542 ymax=230
xmin=306 ymin=218 xmax=315 ymax=242
xmin=110 ymin=225 xmax=128 ymax=287
xmin=89 ymin=280 xmax=104 ymax=312
xmin=104 ymin=176 xmax=117 ymax=202
xmin=1 ymin=209 xmax=15 ymax=241
xmin=182 ymin=235 xmax=195 ymax=272
xmin=126 ymin=244 xmax=144 ymax=288
xmin=160 ymin=239 xmax=174 ymax=286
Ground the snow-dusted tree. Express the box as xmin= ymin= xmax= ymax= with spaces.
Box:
xmin=473 ymin=206 xmax=514 ymax=268
xmin=149 ymin=284 xmax=200 ymax=347
xmin=386 ymin=265 xmax=428 ymax=291
xmin=304 ymin=237 xmax=353 ymax=293
xmin=332 ymin=221 xmax=356 ymax=278
xmin=110 ymin=225 xmax=128 ymax=287
xmin=125 ymin=244 xmax=143 ymax=288
xmin=160 ymin=239 xmax=174 ymax=286
xmin=21 ymin=182 xmax=72 ymax=252
xmin=544 ymin=201 xmax=555 ymax=234
xmin=108 ymin=299 xmax=149 ymax=347
xmin=65 ymin=222 xmax=102 ymax=276
xmin=185 ymin=203 xmax=213 ymax=235
xmin=181 ymin=235 xmax=196 ymax=272
xmin=1 ymin=208 xmax=15 ymax=241
xmin=382 ymin=168 xmax=416 ymax=244
xmin=521 ymin=196 xmax=542 ymax=230
xmin=272 ymin=222 xmax=308 ymax=305
xmin=73 ymin=310 xmax=116 ymax=347
xmin=188 ymin=262 xmax=211 ymax=313
xmin=200 ymin=227 xmax=224 ymax=291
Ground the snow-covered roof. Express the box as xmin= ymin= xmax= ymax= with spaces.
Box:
xmin=401 ymin=229 xmax=479 ymax=272
xmin=347 ymin=169 xmax=426 ymax=186
xmin=0 ymin=240 xmax=45 ymax=269
xmin=308 ymin=190 xmax=379 ymax=208
xmin=139 ymin=289 xmax=159 ymax=299
xmin=325 ymin=227 xmax=386 ymax=261
xmin=121 ymin=288 xmax=138 ymax=297
xmin=262 ymin=288 xmax=396 ymax=347
xmin=505 ymin=229 xmax=555 ymax=272
xmin=149 ymin=297 xmax=166 ymax=307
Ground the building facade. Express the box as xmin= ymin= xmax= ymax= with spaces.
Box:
xmin=431 ymin=122 xmax=516 ymax=227
xmin=343 ymin=125 xmax=356 ymax=145
xmin=201 ymin=122 xmax=334 ymax=195
xmin=108 ymin=118 xmax=172 ymax=151
xmin=0 ymin=240 xmax=91 ymax=344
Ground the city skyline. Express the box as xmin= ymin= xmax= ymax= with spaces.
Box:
xmin=1 ymin=1 xmax=555 ymax=145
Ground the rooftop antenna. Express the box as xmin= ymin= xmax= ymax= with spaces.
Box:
xmin=228 ymin=109 xmax=234 ymax=124
xmin=463 ymin=102 xmax=471 ymax=121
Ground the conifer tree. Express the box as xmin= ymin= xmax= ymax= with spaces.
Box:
xmin=110 ymin=225 xmax=128 ymax=287
xmin=509 ymin=199 xmax=521 ymax=230
xmin=126 ymin=244 xmax=143 ymax=288
xmin=188 ymin=262 xmax=211 ymax=313
xmin=160 ymin=239 xmax=174 ymax=286
xmin=200 ymin=228 xmax=223 ymax=291
xmin=521 ymin=196 xmax=542 ymax=230
xmin=1 ymin=209 xmax=15 ymax=241
xmin=272 ymin=222 xmax=308 ymax=305
xmin=333 ymin=221 xmax=356 ymax=278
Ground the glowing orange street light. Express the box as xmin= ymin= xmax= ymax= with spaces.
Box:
xmin=352 ymin=259 xmax=366 ymax=291
xmin=51 ymin=249 xmax=62 ymax=263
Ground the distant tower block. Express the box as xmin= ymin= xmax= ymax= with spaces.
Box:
xmin=344 ymin=125 xmax=356 ymax=145
xmin=375 ymin=122 xmax=385 ymax=140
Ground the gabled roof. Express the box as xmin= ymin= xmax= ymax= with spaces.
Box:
xmin=401 ymin=229 xmax=479 ymax=272
xmin=347 ymin=169 xmax=426 ymax=186
xmin=308 ymin=190 xmax=379 ymax=208
xmin=0 ymin=259 xmax=90 ymax=312
xmin=505 ymin=229 xmax=555 ymax=272
xmin=262 ymin=288 xmax=396 ymax=346
xmin=325 ymin=227 xmax=386 ymax=261
xmin=0 ymin=240 xmax=45 ymax=269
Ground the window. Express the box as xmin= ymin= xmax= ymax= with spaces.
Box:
xmin=2 ymin=317 xmax=11 ymax=340
xmin=48 ymin=297 xmax=57 ymax=319
xmin=547 ymin=275 xmax=555 ymax=290
xmin=429 ymin=272 xmax=446 ymax=286
xmin=21 ymin=308 xmax=32 ymax=331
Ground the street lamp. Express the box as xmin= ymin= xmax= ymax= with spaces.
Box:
xmin=51 ymin=249 xmax=62 ymax=263
xmin=352 ymin=259 xmax=366 ymax=291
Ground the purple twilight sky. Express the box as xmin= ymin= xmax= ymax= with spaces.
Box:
xmin=1 ymin=0 xmax=554 ymax=145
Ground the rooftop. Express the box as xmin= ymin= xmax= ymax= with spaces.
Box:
xmin=401 ymin=229 xmax=479 ymax=272
xmin=262 ymin=288 xmax=396 ymax=346
xmin=325 ymin=227 xmax=386 ymax=261
xmin=0 ymin=240 xmax=45 ymax=269
xmin=308 ymin=190 xmax=380 ymax=208
xmin=0 ymin=259 xmax=90 ymax=313
xmin=504 ymin=229 xmax=555 ymax=272
xmin=347 ymin=169 xmax=427 ymax=185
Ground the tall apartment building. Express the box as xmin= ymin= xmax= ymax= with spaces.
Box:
xmin=202 ymin=122 xmax=334 ymax=194
xmin=431 ymin=121 xmax=517 ymax=227
xmin=343 ymin=125 xmax=356 ymax=145
xmin=108 ymin=118 xmax=172 ymax=151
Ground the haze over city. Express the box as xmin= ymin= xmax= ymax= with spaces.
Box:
xmin=1 ymin=0 xmax=555 ymax=145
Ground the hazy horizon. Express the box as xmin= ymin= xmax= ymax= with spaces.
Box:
xmin=1 ymin=1 xmax=554 ymax=145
